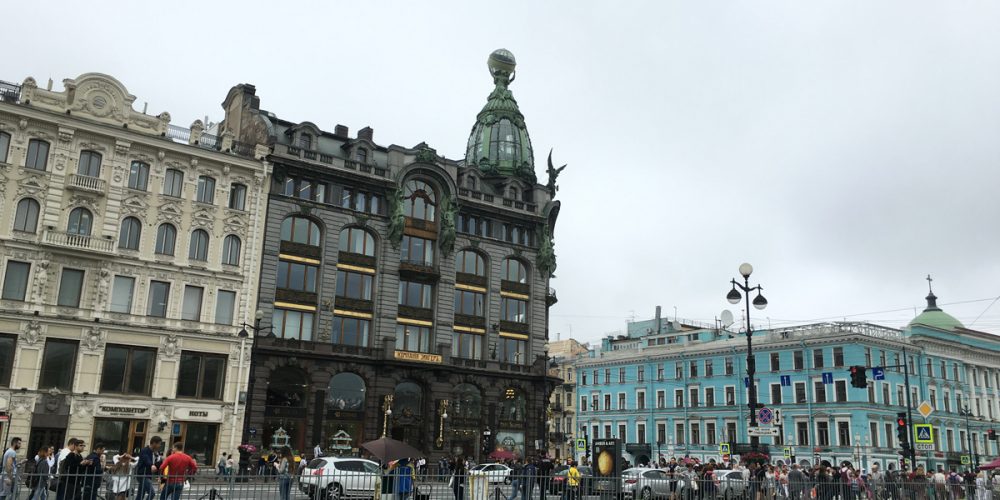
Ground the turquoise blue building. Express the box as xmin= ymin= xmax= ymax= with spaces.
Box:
xmin=574 ymin=290 xmax=1000 ymax=471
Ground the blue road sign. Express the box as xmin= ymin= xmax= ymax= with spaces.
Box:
xmin=872 ymin=367 xmax=885 ymax=380
xmin=780 ymin=375 xmax=791 ymax=387
xmin=822 ymin=372 xmax=833 ymax=385
xmin=758 ymin=407 xmax=774 ymax=424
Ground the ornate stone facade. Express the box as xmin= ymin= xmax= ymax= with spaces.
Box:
xmin=0 ymin=73 xmax=270 ymax=462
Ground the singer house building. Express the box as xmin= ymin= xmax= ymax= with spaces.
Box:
xmin=227 ymin=49 xmax=564 ymax=460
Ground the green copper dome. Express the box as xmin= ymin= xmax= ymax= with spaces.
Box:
xmin=465 ymin=49 xmax=535 ymax=181
xmin=909 ymin=290 xmax=965 ymax=331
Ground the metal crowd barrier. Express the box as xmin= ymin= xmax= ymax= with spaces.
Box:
xmin=4 ymin=470 xmax=1000 ymax=500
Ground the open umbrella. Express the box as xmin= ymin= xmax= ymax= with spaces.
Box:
xmin=361 ymin=437 xmax=422 ymax=463
xmin=489 ymin=449 xmax=516 ymax=461
xmin=979 ymin=458 xmax=1000 ymax=470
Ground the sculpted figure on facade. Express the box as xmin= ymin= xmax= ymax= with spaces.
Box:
xmin=439 ymin=195 xmax=457 ymax=257
xmin=387 ymin=188 xmax=405 ymax=248
xmin=22 ymin=320 xmax=42 ymax=345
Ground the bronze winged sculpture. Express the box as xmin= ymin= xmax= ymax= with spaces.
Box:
xmin=546 ymin=149 xmax=567 ymax=196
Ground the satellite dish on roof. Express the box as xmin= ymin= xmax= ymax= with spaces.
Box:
xmin=720 ymin=310 xmax=735 ymax=328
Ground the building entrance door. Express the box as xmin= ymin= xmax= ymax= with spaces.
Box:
xmin=28 ymin=427 xmax=66 ymax=457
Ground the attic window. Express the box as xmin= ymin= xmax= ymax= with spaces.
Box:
xmin=299 ymin=134 xmax=313 ymax=150
xmin=356 ymin=148 xmax=368 ymax=164
xmin=467 ymin=176 xmax=476 ymax=190
xmin=508 ymin=186 xmax=518 ymax=200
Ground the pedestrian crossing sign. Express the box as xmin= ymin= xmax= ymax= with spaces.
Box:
xmin=961 ymin=455 xmax=971 ymax=465
xmin=576 ymin=438 xmax=586 ymax=451
xmin=914 ymin=424 xmax=934 ymax=444
xmin=719 ymin=443 xmax=731 ymax=455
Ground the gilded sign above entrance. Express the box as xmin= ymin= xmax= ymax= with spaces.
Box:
xmin=394 ymin=351 xmax=443 ymax=364
xmin=96 ymin=405 xmax=150 ymax=418
xmin=173 ymin=408 xmax=223 ymax=421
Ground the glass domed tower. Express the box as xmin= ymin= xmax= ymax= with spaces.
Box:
xmin=465 ymin=49 xmax=536 ymax=181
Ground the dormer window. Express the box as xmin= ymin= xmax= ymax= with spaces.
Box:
xmin=509 ymin=186 xmax=518 ymax=200
xmin=467 ymin=176 xmax=477 ymax=190
xmin=356 ymin=148 xmax=368 ymax=164
xmin=299 ymin=134 xmax=313 ymax=150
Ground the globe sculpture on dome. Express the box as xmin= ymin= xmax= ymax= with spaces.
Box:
xmin=466 ymin=49 xmax=536 ymax=181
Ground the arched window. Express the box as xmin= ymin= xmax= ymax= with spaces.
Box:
xmin=299 ymin=133 xmax=313 ymax=150
xmin=508 ymin=186 xmax=518 ymax=200
xmin=393 ymin=381 xmax=423 ymax=417
xmin=338 ymin=227 xmax=376 ymax=256
xmin=67 ymin=208 xmax=93 ymax=236
xmin=501 ymin=258 xmax=528 ymax=284
xmin=118 ymin=217 xmax=142 ymax=250
xmin=13 ymin=198 xmax=40 ymax=233
xmin=452 ymin=384 xmax=482 ymax=419
xmin=402 ymin=180 xmax=436 ymax=221
xmin=499 ymin=387 xmax=526 ymax=421
xmin=221 ymin=235 xmax=241 ymax=265
xmin=466 ymin=176 xmax=477 ymax=190
xmin=188 ymin=229 xmax=209 ymax=261
xmin=77 ymin=150 xmax=102 ymax=177
xmin=280 ymin=216 xmax=321 ymax=246
xmin=155 ymin=224 xmax=177 ymax=255
xmin=327 ymin=373 xmax=366 ymax=411
xmin=356 ymin=148 xmax=368 ymax=163
xmin=455 ymin=250 xmax=486 ymax=277
xmin=266 ymin=368 xmax=307 ymax=408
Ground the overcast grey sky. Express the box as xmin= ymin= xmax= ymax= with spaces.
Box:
xmin=7 ymin=1 xmax=1000 ymax=342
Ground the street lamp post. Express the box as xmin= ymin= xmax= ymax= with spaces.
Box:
xmin=238 ymin=310 xmax=269 ymax=443
xmin=726 ymin=263 xmax=768 ymax=450
xmin=961 ymin=398 xmax=979 ymax=469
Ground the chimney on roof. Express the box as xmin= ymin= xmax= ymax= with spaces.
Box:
xmin=655 ymin=305 xmax=662 ymax=334
xmin=334 ymin=124 xmax=349 ymax=137
xmin=358 ymin=126 xmax=374 ymax=142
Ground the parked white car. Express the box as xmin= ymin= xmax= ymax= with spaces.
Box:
xmin=298 ymin=457 xmax=382 ymax=500
xmin=469 ymin=463 xmax=513 ymax=484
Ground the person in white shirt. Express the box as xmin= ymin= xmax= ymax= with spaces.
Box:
xmin=313 ymin=444 xmax=322 ymax=458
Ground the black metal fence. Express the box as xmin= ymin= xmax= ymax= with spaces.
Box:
xmin=4 ymin=470 xmax=1000 ymax=500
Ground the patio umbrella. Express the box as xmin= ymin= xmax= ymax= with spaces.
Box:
xmin=979 ymin=458 xmax=1000 ymax=470
xmin=489 ymin=449 xmax=517 ymax=461
xmin=360 ymin=437 xmax=422 ymax=463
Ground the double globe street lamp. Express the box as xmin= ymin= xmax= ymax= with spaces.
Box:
xmin=726 ymin=263 xmax=768 ymax=450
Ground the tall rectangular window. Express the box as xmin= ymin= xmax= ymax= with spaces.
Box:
xmin=100 ymin=345 xmax=155 ymax=395
xmin=57 ymin=268 xmax=85 ymax=308
xmin=26 ymin=139 xmax=49 ymax=170
xmin=618 ymin=393 xmax=626 ymax=409
xmin=725 ymin=357 xmax=734 ymax=375
xmin=2 ymin=261 xmax=31 ymax=301
xmin=657 ymin=424 xmax=666 ymax=444
xmin=837 ymin=421 xmax=851 ymax=446
xmin=110 ymin=276 xmax=135 ymax=313
xmin=500 ymin=297 xmax=527 ymax=323
xmin=797 ymin=422 xmax=809 ymax=445
xmin=163 ymin=169 xmax=184 ymax=197
xmin=793 ymin=350 xmax=804 ymax=370
xmin=39 ymin=339 xmax=78 ymax=390
xmin=228 ymin=183 xmax=247 ymax=210
xmin=196 ymin=176 xmax=216 ymax=204
xmin=691 ymin=423 xmax=701 ymax=445
xmin=604 ymin=394 xmax=611 ymax=410
xmin=0 ymin=132 xmax=9 ymax=163
xmin=0 ymin=335 xmax=15 ymax=387
xmin=638 ymin=366 xmax=645 ymax=382
xmin=619 ymin=368 xmax=626 ymax=383
xmin=815 ymin=381 xmax=827 ymax=403
xmin=770 ymin=352 xmax=780 ymax=371
xmin=675 ymin=423 xmax=685 ymax=445
xmin=833 ymin=347 xmax=845 ymax=367
xmin=401 ymin=235 xmax=434 ymax=266
xmin=689 ymin=388 xmax=699 ymax=407
xmin=706 ymin=423 xmax=716 ymax=445
xmin=706 ymin=387 xmax=715 ymax=407
xmin=656 ymin=391 xmax=665 ymax=409
xmin=176 ymin=352 xmax=225 ymax=400
xmin=657 ymin=364 xmax=664 ymax=380
xmin=705 ymin=360 xmax=713 ymax=377
xmin=771 ymin=384 xmax=782 ymax=404
xmin=835 ymin=380 xmax=848 ymax=402
xmin=453 ymin=289 xmax=484 ymax=316
xmin=689 ymin=361 xmax=698 ymax=378
xmin=399 ymin=281 xmax=433 ymax=308
xmin=675 ymin=389 xmax=684 ymax=408
xmin=181 ymin=286 xmax=203 ymax=321
xmin=817 ymin=422 xmax=830 ymax=446
xmin=215 ymin=290 xmax=236 ymax=325
xmin=795 ymin=382 xmax=806 ymax=403
xmin=725 ymin=386 xmax=735 ymax=405
xmin=637 ymin=391 xmax=645 ymax=409
xmin=813 ymin=349 xmax=824 ymax=368
xmin=885 ymin=423 xmax=894 ymax=449
xmin=637 ymin=423 xmax=646 ymax=444
xmin=147 ymin=281 xmax=170 ymax=317
xmin=128 ymin=161 xmax=150 ymax=190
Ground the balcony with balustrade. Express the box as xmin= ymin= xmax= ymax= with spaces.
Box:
xmin=66 ymin=174 xmax=107 ymax=195
xmin=42 ymin=229 xmax=115 ymax=254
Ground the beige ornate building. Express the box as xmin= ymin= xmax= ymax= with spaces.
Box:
xmin=0 ymin=74 xmax=269 ymax=462
xmin=546 ymin=338 xmax=589 ymax=460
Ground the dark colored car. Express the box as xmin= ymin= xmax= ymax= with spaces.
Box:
xmin=549 ymin=466 xmax=594 ymax=494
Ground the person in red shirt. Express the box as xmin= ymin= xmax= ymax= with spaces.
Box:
xmin=160 ymin=442 xmax=198 ymax=500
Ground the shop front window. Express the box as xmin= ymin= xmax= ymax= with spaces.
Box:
xmin=266 ymin=368 xmax=308 ymax=408
xmin=327 ymin=372 xmax=366 ymax=412
xmin=499 ymin=388 xmax=526 ymax=421
xmin=452 ymin=384 xmax=481 ymax=419
xmin=393 ymin=382 xmax=423 ymax=417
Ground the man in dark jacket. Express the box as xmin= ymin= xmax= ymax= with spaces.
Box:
xmin=787 ymin=464 xmax=807 ymax=500
xmin=81 ymin=443 xmax=105 ymax=500
xmin=135 ymin=436 xmax=162 ymax=500
xmin=537 ymin=458 xmax=554 ymax=500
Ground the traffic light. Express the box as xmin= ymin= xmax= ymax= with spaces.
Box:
xmin=850 ymin=366 xmax=868 ymax=388
xmin=897 ymin=412 xmax=910 ymax=449
xmin=988 ymin=429 xmax=997 ymax=441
